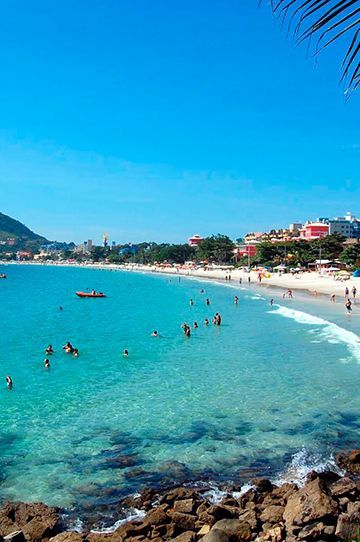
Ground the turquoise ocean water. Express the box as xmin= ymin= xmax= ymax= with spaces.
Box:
xmin=0 ymin=264 xmax=359 ymax=527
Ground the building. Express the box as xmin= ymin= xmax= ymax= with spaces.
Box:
xmin=188 ymin=234 xmax=203 ymax=247
xmin=289 ymin=223 xmax=303 ymax=233
xmin=235 ymin=244 xmax=257 ymax=258
xmin=328 ymin=212 xmax=360 ymax=239
xmin=300 ymin=222 xmax=330 ymax=240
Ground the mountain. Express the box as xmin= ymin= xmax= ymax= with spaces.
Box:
xmin=0 ymin=212 xmax=49 ymax=252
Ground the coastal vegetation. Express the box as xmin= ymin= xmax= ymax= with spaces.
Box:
xmin=0 ymin=211 xmax=48 ymax=252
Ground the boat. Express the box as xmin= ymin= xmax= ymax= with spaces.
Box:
xmin=76 ymin=291 xmax=106 ymax=298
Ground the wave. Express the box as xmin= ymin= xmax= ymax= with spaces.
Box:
xmin=269 ymin=305 xmax=360 ymax=364
xmin=273 ymin=448 xmax=342 ymax=487
xmin=90 ymin=508 xmax=146 ymax=534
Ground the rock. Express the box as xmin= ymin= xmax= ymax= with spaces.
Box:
xmin=283 ymin=477 xmax=337 ymax=529
xmin=201 ymin=530 xmax=229 ymax=542
xmin=259 ymin=506 xmax=284 ymax=525
xmin=306 ymin=470 xmax=340 ymax=486
xmin=173 ymin=500 xmax=194 ymax=515
xmin=297 ymin=521 xmax=327 ymax=539
xmin=160 ymin=488 xmax=197 ymax=506
xmin=0 ymin=503 xmax=60 ymax=542
xmin=49 ymin=534 xmax=84 ymax=542
xmin=330 ymin=477 xmax=358 ymax=498
xmin=197 ymin=512 xmax=217 ymax=527
xmin=122 ymin=489 xmax=155 ymax=511
xmin=143 ymin=507 xmax=168 ymax=526
xmin=170 ymin=531 xmax=195 ymax=542
xmin=211 ymin=519 xmax=251 ymax=542
xmin=238 ymin=510 xmax=258 ymax=531
xmin=250 ymin=479 xmax=274 ymax=494
xmin=335 ymin=502 xmax=360 ymax=541
xmin=168 ymin=513 xmax=197 ymax=532
xmin=3 ymin=532 xmax=26 ymax=542
xmin=206 ymin=506 xmax=236 ymax=521
xmin=257 ymin=525 xmax=284 ymax=542
xmin=197 ymin=525 xmax=211 ymax=536
xmin=335 ymin=450 xmax=360 ymax=473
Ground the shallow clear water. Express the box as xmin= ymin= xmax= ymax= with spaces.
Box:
xmin=0 ymin=265 xmax=359 ymax=524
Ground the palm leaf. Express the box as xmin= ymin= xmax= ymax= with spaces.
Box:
xmin=266 ymin=0 xmax=360 ymax=95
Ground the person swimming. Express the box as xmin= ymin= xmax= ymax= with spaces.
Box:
xmin=44 ymin=358 xmax=50 ymax=369
xmin=73 ymin=348 xmax=79 ymax=357
xmin=123 ymin=349 xmax=129 ymax=356
xmin=151 ymin=330 xmax=159 ymax=337
xmin=204 ymin=318 xmax=209 ymax=326
xmin=206 ymin=298 xmax=210 ymax=306
xmin=270 ymin=299 xmax=274 ymax=306
xmin=193 ymin=321 xmax=198 ymax=329
xmin=63 ymin=342 xmax=74 ymax=353
xmin=345 ymin=298 xmax=352 ymax=313
xmin=45 ymin=345 xmax=54 ymax=355
xmin=6 ymin=375 xmax=13 ymax=389
xmin=189 ymin=298 xmax=194 ymax=306
xmin=234 ymin=296 xmax=239 ymax=305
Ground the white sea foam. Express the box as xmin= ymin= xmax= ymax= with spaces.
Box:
xmin=273 ymin=448 xmax=343 ymax=487
xmin=270 ymin=305 xmax=360 ymax=363
xmin=90 ymin=509 xmax=146 ymax=534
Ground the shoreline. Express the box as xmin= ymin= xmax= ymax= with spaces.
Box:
xmin=3 ymin=260 xmax=360 ymax=299
xmin=0 ymin=450 xmax=359 ymax=542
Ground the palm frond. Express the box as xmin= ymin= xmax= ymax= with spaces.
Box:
xmin=266 ymin=0 xmax=360 ymax=95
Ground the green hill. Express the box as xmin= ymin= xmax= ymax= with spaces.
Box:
xmin=0 ymin=212 xmax=49 ymax=252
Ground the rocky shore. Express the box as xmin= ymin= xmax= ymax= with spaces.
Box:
xmin=0 ymin=451 xmax=359 ymax=542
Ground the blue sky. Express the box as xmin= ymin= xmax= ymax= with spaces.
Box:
xmin=0 ymin=0 xmax=359 ymax=243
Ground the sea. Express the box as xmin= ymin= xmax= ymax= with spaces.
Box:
xmin=0 ymin=264 xmax=359 ymax=528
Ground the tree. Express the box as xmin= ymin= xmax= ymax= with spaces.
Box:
xmin=268 ymin=1 xmax=360 ymax=95
xmin=340 ymin=244 xmax=360 ymax=266
xmin=197 ymin=234 xmax=235 ymax=263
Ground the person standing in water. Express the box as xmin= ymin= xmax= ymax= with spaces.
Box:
xmin=270 ymin=299 xmax=274 ymax=306
xmin=345 ymin=298 xmax=352 ymax=313
xmin=189 ymin=298 xmax=194 ymax=306
xmin=44 ymin=359 xmax=50 ymax=369
xmin=234 ymin=295 xmax=239 ymax=305
xmin=352 ymin=286 xmax=357 ymax=300
xmin=123 ymin=349 xmax=129 ymax=356
xmin=6 ymin=375 xmax=13 ymax=389
xmin=345 ymin=287 xmax=349 ymax=298
xmin=331 ymin=294 xmax=336 ymax=303
xmin=206 ymin=298 xmax=210 ymax=306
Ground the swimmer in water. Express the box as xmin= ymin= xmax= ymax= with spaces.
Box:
xmin=189 ymin=298 xmax=194 ymax=306
xmin=345 ymin=298 xmax=352 ymax=313
xmin=185 ymin=326 xmax=191 ymax=337
xmin=123 ymin=349 xmax=129 ymax=356
xmin=6 ymin=375 xmax=13 ymax=389
xmin=151 ymin=330 xmax=159 ymax=337
xmin=44 ymin=358 xmax=50 ymax=369
xmin=45 ymin=344 xmax=54 ymax=355
xmin=59 ymin=306 xmax=63 ymax=311
xmin=194 ymin=321 xmax=198 ymax=329
xmin=234 ymin=296 xmax=239 ymax=305
xmin=204 ymin=318 xmax=209 ymax=326
xmin=206 ymin=298 xmax=210 ymax=306
xmin=73 ymin=348 xmax=79 ymax=357
xmin=270 ymin=299 xmax=274 ymax=306
xmin=330 ymin=294 xmax=336 ymax=303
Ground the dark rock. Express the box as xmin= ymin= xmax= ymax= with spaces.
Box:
xmin=3 ymin=532 xmax=26 ymax=542
xmin=250 ymin=479 xmax=274 ymax=494
xmin=335 ymin=450 xmax=360 ymax=473
xmin=201 ymin=530 xmax=229 ymax=542
xmin=168 ymin=513 xmax=197 ymax=532
xmin=297 ymin=521 xmax=327 ymax=539
xmin=206 ymin=506 xmax=236 ymax=521
xmin=306 ymin=470 xmax=340 ymax=486
xmin=173 ymin=500 xmax=194 ymax=515
xmin=160 ymin=488 xmax=198 ymax=506
xmin=211 ymin=519 xmax=251 ymax=542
